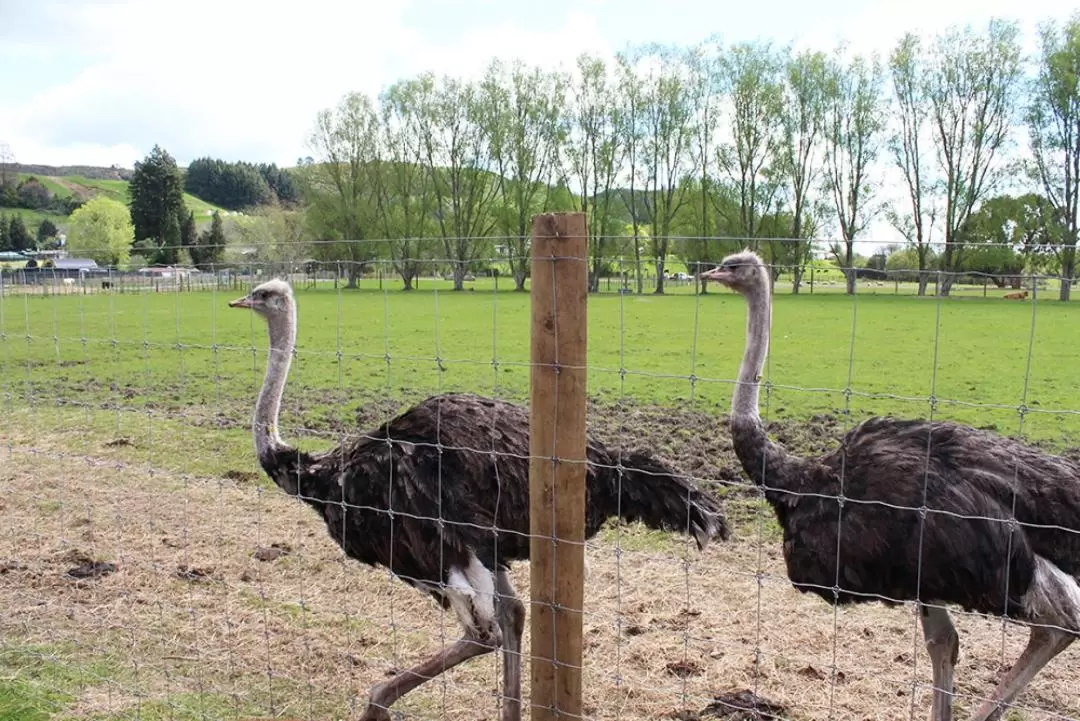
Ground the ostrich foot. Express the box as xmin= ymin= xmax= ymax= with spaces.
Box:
xmin=358 ymin=702 xmax=391 ymax=721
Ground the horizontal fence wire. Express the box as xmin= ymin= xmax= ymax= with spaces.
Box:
xmin=0 ymin=237 xmax=1078 ymax=721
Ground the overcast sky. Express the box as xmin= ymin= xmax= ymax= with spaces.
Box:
xmin=0 ymin=0 xmax=1070 ymax=246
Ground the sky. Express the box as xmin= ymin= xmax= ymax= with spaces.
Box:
xmin=0 ymin=0 xmax=1071 ymax=245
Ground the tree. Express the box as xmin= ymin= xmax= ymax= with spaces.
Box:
xmin=160 ymin=210 xmax=182 ymax=265
xmin=424 ymin=75 xmax=500 ymax=290
xmin=959 ymin=194 xmax=1061 ymax=287
xmin=616 ymin=51 xmax=647 ymax=293
xmin=236 ymin=207 xmax=311 ymax=273
xmin=823 ymin=49 xmax=886 ymax=294
xmin=718 ymin=42 xmax=785 ymax=252
xmin=888 ymin=32 xmax=939 ymax=296
xmin=17 ymin=177 xmax=52 ymax=209
xmin=0 ymin=214 xmax=8 ymax=251
xmin=566 ymin=53 xmax=624 ymax=291
xmin=481 ymin=60 xmax=566 ymax=291
xmin=686 ymin=39 xmax=723 ymax=293
xmin=184 ymin=157 xmax=275 ymax=210
xmin=129 ymin=145 xmax=187 ymax=254
xmin=190 ymin=210 xmax=226 ymax=270
xmin=8 ymin=215 xmax=32 ymax=252
xmin=66 ymin=196 xmax=134 ymax=266
xmin=180 ymin=209 xmax=197 ymax=258
xmin=37 ymin=218 xmax=59 ymax=245
xmin=926 ymin=20 xmax=1023 ymax=295
xmin=257 ymin=163 xmax=299 ymax=204
xmin=377 ymin=80 xmax=439 ymax=290
xmin=303 ymin=91 xmax=382 ymax=287
xmin=1028 ymin=14 xmax=1080 ymax=301
xmin=632 ymin=44 xmax=696 ymax=294
xmin=778 ymin=48 xmax=830 ymax=292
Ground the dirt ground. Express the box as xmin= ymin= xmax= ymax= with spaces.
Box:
xmin=1 ymin=404 xmax=1079 ymax=721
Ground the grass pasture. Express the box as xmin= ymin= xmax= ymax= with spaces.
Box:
xmin=8 ymin=173 xmax=225 ymax=232
xmin=1 ymin=284 xmax=1079 ymax=720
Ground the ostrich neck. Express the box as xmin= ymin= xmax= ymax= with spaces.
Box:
xmin=254 ymin=304 xmax=297 ymax=468
xmin=730 ymin=279 xmax=809 ymax=491
xmin=733 ymin=284 xmax=770 ymax=420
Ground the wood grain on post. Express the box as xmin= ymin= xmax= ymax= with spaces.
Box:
xmin=529 ymin=212 xmax=588 ymax=721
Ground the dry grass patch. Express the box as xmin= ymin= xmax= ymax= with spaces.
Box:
xmin=0 ymin=437 xmax=1077 ymax=720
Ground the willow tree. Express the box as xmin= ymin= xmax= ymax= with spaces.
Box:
xmin=1028 ymin=14 xmax=1080 ymax=300
xmin=778 ymin=48 xmax=830 ymax=292
xmin=481 ymin=60 xmax=566 ymax=291
xmin=823 ymin=49 xmax=886 ymax=295
xmin=887 ymin=33 xmax=938 ymax=296
xmin=567 ymin=53 xmax=625 ymax=291
xmin=926 ymin=20 xmax=1022 ymax=295
xmin=718 ymin=41 xmax=784 ymax=251
xmin=303 ymin=91 xmax=382 ymax=287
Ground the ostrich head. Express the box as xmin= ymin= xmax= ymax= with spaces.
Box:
xmin=698 ymin=251 xmax=769 ymax=295
xmin=228 ymin=279 xmax=294 ymax=318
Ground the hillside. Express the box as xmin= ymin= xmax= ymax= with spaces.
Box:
xmin=2 ymin=164 xmax=233 ymax=232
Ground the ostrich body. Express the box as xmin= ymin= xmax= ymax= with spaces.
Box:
xmin=700 ymin=251 xmax=1080 ymax=721
xmin=229 ymin=280 xmax=728 ymax=721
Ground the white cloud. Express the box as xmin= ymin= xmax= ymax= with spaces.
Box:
xmin=0 ymin=0 xmax=611 ymax=168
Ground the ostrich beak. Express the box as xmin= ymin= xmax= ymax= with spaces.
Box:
xmin=229 ymin=295 xmax=253 ymax=308
xmin=698 ymin=267 xmax=731 ymax=283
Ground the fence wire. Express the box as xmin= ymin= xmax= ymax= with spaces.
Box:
xmin=0 ymin=236 xmax=1078 ymax=721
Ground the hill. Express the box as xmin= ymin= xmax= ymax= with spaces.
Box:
xmin=1 ymin=164 xmax=235 ymax=233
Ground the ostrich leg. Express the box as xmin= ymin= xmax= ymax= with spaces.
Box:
xmin=968 ymin=625 xmax=1073 ymax=721
xmin=361 ymin=574 xmax=504 ymax=721
xmin=496 ymin=570 xmax=526 ymax=721
xmin=920 ymin=604 xmax=959 ymax=721
xmin=360 ymin=632 xmax=498 ymax=721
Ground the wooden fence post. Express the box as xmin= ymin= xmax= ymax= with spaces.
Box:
xmin=529 ymin=212 xmax=588 ymax=721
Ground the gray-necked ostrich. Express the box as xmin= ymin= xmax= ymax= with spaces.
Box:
xmin=700 ymin=251 xmax=1080 ymax=721
xmin=229 ymin=279 xmax=728 ymax=721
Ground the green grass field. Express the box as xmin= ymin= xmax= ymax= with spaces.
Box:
xmin=2 ymin=284 xmax=1077 ymax=452
xmin=2 ymin=285 xmax=1079 ymax=720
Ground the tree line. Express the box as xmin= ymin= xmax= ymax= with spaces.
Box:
xmin=183 ymin=157 xmax=299 ymax=210
xmin=299 ymin=15 xmax=1079 ymax=299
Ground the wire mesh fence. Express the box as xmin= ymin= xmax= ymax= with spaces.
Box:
xmin=2 ymin=226 xmax=1079 ymax=721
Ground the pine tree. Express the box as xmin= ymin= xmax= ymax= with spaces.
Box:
xmin=191 ymin=210 xmax=226 ymax=269
xmin=129 ymin=144 xmax=185 ymax=246
xmin=0 ymin=214 xmax=10 ymax=252
xmin=180 ymin=209 xmax=196 ymax=258
xmin=8 ymin=215 xmax=32 ymax=252
xmin=37 ymin=218 xmax=59 ymax=245
xmin=159 ymin=210 xmax=181 ymax=265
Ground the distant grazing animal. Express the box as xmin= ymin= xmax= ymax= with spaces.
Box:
xmin=229 ymin=279 xmax=728 ymax=721
xmin=700 ymin=251 xmax=1080 ymax=721
xmin=1004 ymin=290 xmax=1029 ymax=300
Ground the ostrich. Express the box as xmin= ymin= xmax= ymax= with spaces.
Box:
xmin=699 ymin=251 xmax=1080 ymax=721
xmin=228 ymin=279 xmax=728 ymax=721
